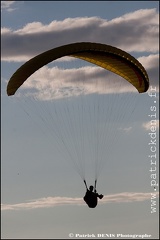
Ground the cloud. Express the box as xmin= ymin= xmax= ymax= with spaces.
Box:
xmin=138 ymin=54 xmax=159 ymax=89
xmin=142 ymin=120 xmax=159 ymax=131
xmin=1 ymin=192 xmax=158 ymax=211
xmin=17 ymin=65 xmax=138 ymax=100
xmin=138 ymin=54 xmax=159 ymax=70
xmin=1 ymin=1 xmax=16 ymax=12
xmin=118 ymin=127 xmax=132 ymax=133
xmin=1 ymin=9 xmax=159 ymax=62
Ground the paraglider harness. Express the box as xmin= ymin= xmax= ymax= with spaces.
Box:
xmin=83 ymin=180 xmax=103 ymax=208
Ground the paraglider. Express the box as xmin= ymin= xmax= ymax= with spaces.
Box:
xmin=83 ymin=180 xmax=103 ymax=208
xmin=7 ymin=42 xmax=149 ymax=208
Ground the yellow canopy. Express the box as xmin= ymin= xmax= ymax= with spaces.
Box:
xmin=7 ymin=42 xmax=149 ymax=95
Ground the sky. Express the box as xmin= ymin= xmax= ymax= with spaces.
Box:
xmin=1 ymin=1 xmax=159 ymax=239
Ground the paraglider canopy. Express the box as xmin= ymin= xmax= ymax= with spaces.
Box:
xmin=7 ymin=42 xmax=149 ymax=96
